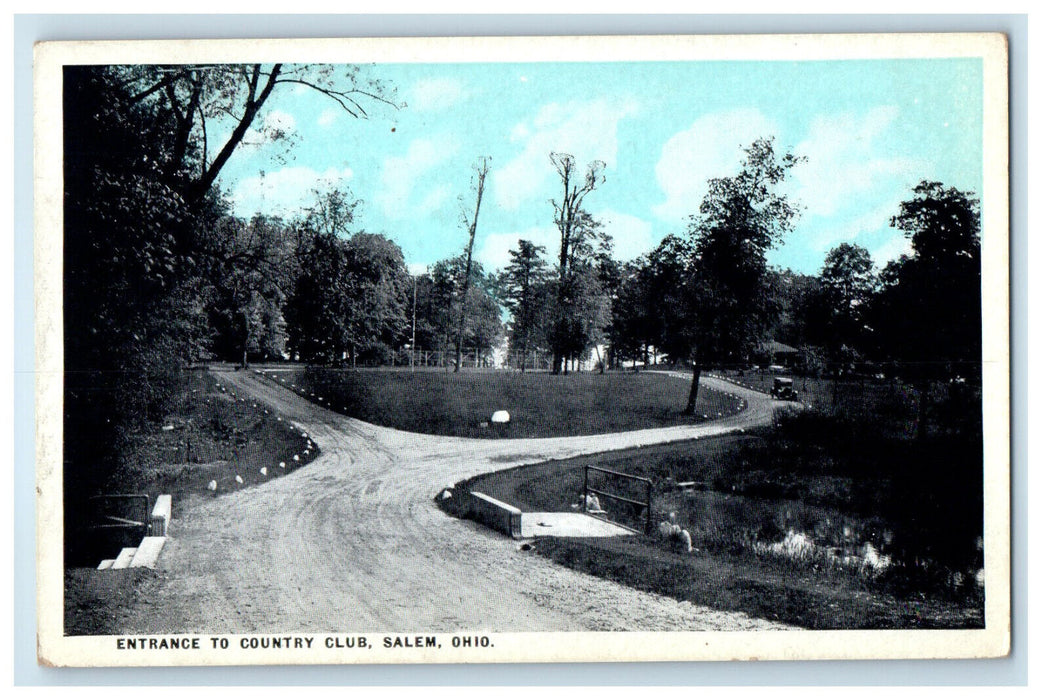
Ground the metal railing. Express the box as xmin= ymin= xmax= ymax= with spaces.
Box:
xmin=582 ymin=465 xmax=653 ymax=534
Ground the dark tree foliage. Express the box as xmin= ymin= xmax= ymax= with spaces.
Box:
xmin=641 ymin=234 xmax=697 ymax=366
xmin=767 ymin=268 xmax=819 ymax=350
xmin=285 ymin=230 xmax=411 ymax=365
xmin=870 ymin=181 xmax=982 ymax=373
xmin=63 ymin=66 xmax=217 ymax=511
xmin=607 ymin=259 xmax=647 ymax=365
xmin=413 ymin=256 xmax=505 ymax=361
xmin=545 ymin=211 xmax=617 ymax=371
xmin=204 ymin=214 xmax=296 ymax=365
xmin=344 ymin=233 xmax=413 ymax=364
xmin=498 ymin=240 xmax=555 ymax=370
xmin=807 ymin=243 xmax=876 ymax=364
xmin=411 ymin=265 xmax=458 ymax=355
xmin=681 ymin=138 xmax=803 ymax=412
xmin=284 ymin=230 xmax=348 ymax=364
xmin=867 ymin=182 xmax=982 ymax=439
xmin=609 ymin=235 xmax=694 ymax=367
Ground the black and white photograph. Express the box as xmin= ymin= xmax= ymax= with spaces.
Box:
xmin=34 ymin=33 xmax=1011 ymax=666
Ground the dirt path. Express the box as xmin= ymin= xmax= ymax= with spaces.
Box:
xmin=119 ymin=371 xmax=795 ymax=633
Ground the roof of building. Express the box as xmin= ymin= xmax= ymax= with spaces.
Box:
xmin=760 ymin=340 xmax=799 ymax=354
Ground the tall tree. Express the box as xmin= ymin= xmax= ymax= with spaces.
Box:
xmin=681 ymin=137 xmax=803 ymax=413
xmin=545 ymin=212 xmax=618 ymax=372
xmin=416 ymin=255 xmax=504 ymax=364
xmin=548 ymin=153 xmax=606 ymax=373
xmin=871 ymin=181 xmax=981 ymax=369
xmin=204 ymin=214 xmax=296 ymax=366
xmin=343 ymin=233 xmax=412 ymax=365
xmin=811 ymin=243 xmax=876 ymax=364
xmin=63 ymin=66 xmax=216 ymax=519
xmin=499 ymin=240 xmax=554 ymax=371
xmin=869 ymin=182 xmax=981 ymax=436
xmin=455 ymin=157 xmax=491 ymax=372
xmin=285 ymin=230 xmax=411 ymax=365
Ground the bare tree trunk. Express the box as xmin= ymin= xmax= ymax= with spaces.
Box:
xmin=685 ymin=360 xmax=702 ymax=414
xmin=241 ymin=310 xmax=251 ymax=369
xmin=455 ymin=158 xmax=489 ymax=373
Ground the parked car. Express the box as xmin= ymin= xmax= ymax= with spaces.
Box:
xmin=771 ymin=376 xmax=799 ymax=401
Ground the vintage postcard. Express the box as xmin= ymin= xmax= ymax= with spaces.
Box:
xmin=35 ymin=33 xmax=1010 ymax=667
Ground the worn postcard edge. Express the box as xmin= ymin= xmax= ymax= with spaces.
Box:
xmin=33 ymin=32 xmax=1011 ymax=667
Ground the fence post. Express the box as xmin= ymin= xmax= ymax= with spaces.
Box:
xmin=583 ymin=466 xmax=589 ymax=509
xmin=646 ymin=480 xmax=653 ymax=534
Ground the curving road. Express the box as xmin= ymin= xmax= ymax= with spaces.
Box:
xmin=119 ymin=370 xmax=794 ymax=633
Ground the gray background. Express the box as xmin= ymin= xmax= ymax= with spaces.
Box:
xmin=13 ymin=13 xmax=1028 ymax=686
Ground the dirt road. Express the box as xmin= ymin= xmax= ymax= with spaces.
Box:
xmin=119 ymin=371 xmax=794 ymax=633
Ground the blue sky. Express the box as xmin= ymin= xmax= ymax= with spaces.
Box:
xmin=214 ymin=58 xmax=982 ymax=276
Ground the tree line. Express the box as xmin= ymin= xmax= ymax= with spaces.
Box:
xmin=498 ymin=139 xmax=981 ymax=417
xmin=65 ymin=65 xmax=519 ymax=496
xmin=63 ymin=63 xmax=982 ymax=501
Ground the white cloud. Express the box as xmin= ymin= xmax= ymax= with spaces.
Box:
xmin=652 ymin=108 xmax=779 ymax=223
xmin=228 ymin=166 xmax=353 ymax=218
xmin=408 ymin=77 xmax=468 ymax=112
xmin=780 ymin=107 xmax=925 ymax=267
xmin=492 ymin=98 xmax=639 ymax=211
xmin=789 ymin=106 xmax=916 ymax=219
xmin=871 ymin=234 xmax=914 ymax=267
xmin=417 ymin=184 xmax=455 ymax=216
xmin=593 ymin=209 xmax=655 ymax=261
xmin=476 ymin=226 xmax=561 ymax=271
xmin=809 ymin=201 xmax=899 ymax=249
xmin=241 ymin=109 xmax=298 ymax=148
xmin=317 ymin=108 xmax=338 ymax=127
xmin=377 ymin=137 xmax=461 ymax=219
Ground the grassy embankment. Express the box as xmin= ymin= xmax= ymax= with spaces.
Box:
xmin=451 ymin=376 xmax=984 ymax=630
xmin=262 ymin=367 xmax=744 ymax=438
xmin=65 ymin=369 xmax=317 ymax=634
xmin=104 ymin=370 xmax=318 ymax=501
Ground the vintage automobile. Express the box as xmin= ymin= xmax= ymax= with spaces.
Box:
xmin=771 ymin=376 xmax=799 ymax=401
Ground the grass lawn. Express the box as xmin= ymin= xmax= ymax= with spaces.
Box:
xmin=65 ymin=370 xmax=318 ymax=569
xmin=448 ymin=433 xmax=984 ymax=630
xmin=263 ymin=367 xmax=745 ymax=438
xmin=115 ymin=370 xmax=319 ymax=502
